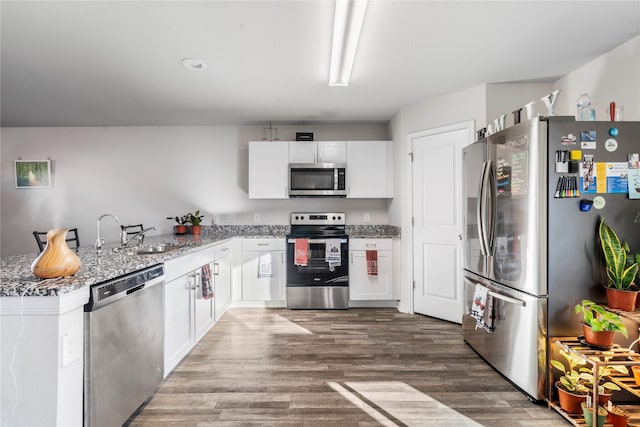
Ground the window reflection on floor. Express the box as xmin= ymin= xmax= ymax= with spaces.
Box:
xmin=329 ymin=381 xmax=483 ymax=427
xmin=229 ymin=311 xmax=313 ymax=335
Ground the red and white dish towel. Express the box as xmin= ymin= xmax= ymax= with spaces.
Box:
xmin=294 ymin=238 xmax=308 ymax=266
xmin=470 ymin=284 xmax=495 ymax=333
xmin=201 ymin=264 xmax=213 ymax=300
xmin=366 ymin=250 xmax=378 ymax=276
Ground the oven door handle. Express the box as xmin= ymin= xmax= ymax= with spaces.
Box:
xmin=287 ymin=238 xmax=348 ymax=244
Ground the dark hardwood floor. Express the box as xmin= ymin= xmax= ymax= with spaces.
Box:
xmin=127 ymin=308 xmax=568 ymax=426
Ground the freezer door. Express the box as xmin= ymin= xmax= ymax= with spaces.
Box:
xmin=486 ymin=117 xmax=547 ymax=296
xmin=462 ymin=271 xmax=547 ymax=401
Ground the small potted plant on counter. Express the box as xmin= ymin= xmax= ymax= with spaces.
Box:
xmin=187 ymin=210 xmax=204 ymax=235
xmin=551 ymin=349 xmax=589 ymax=414
xmin=575 ymin=299 xmax=628 ymax=348
xmin=599 ymin=218 xmax=639 ymax=311
xmin=168 ymin=215 xmax=189 ymax=235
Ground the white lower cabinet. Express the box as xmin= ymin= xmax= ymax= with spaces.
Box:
xmin=163 ymin=241 xmax=234 ymax=376
xmin=163 ymin=270 xmax=196 ymax=376
xmin=349 ymin=239 xmax=394 ymax=300
xmin=213 ymin=242 xmax=233 ymax=321
xmin=241 ymin=238 xmax=286 ymax=305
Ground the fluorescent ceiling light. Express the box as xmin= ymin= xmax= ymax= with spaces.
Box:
xmin=329 ymin=0 xmax=368 ymax=86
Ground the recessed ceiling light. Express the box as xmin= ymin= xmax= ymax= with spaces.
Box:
xmin=181 ymin=58 xmax=207 ymax=71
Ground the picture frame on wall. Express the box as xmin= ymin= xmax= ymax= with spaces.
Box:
xmin=15 ymin=160 xmax=52 ymax=188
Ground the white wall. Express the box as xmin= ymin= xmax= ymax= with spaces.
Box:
xmin=388 ymin=84 xmax=487 ymax=312
xmin=553 ymin=35 xmax=640 ymax=121
xmin=389 ymin=35 xmax=640 ymax=314
xmin=1 ymin=124 xmax=388 ymax=256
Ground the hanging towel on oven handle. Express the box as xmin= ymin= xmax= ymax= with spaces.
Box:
xmin=294 ymin=238 xmax=308 ymax=266
xmin=325 ymin=239 xmax=341 ymax=268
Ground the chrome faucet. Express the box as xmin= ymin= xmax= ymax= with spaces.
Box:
xmin=95 ymin=213 xmax=120 ymax=253
xmin=120 ymin=226 xmax=157 ymax=247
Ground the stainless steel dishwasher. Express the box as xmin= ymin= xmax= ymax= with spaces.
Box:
xmin=84 ymin=264 xmax=164 ymax=427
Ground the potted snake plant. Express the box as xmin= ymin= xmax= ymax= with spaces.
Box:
xmin=599 ymin=218 xmax=639 ymax=311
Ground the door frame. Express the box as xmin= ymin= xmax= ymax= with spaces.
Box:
xmin=405 ymin=120 xmax=475 ymax=315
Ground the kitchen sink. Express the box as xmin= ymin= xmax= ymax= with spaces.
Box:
xmin=136 ymin=244 xmax=181 ymax=255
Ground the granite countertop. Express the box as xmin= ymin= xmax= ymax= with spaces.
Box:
xmin=1 ymin=224 xmax=399 ymax=297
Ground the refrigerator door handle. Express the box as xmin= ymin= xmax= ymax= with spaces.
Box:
xmin=477 ymin=161 xmax=492 ymax=256
xmin=487 ymin=290 xmax=526 ymax=307
xmin=486 ymin=160 xmax=497 ymax=256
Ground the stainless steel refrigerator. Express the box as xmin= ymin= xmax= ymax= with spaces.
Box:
xmin=462 ymin=116 xmax=640 ymax=402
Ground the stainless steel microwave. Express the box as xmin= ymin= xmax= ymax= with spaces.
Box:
xmin=288 ymin=163 xmax=347 ymax=197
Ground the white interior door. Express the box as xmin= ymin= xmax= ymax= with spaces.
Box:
xmin=411 ymin=122 xmax=472 ymax=323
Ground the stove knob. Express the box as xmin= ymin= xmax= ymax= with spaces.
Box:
xmin=337 ymin=216 xmax=342 ymax=220
xmin=300 ymin=215 xmax=304 ymax=220
xmin=332 ymin=216 xmax=336 ymax=220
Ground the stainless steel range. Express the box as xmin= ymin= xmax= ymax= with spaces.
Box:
xmin=286 ymin=212 xmax=349 ymax=309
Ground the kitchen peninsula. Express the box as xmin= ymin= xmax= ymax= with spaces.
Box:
xmin=0 ymin=224 xmax=399 ymax=426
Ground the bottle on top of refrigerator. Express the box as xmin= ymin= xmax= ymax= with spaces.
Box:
xmin=577 ymin=93 xmax=596 ymax=121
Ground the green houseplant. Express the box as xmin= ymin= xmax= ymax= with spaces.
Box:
xmin=187 ymin=210 xmax=204 ymax=235
xmin=578 ymin=361 xmax=627 ymax=406
xmin=551 ymin=349 xmax=589 ymax=413
xmin=599 ymin=218 xmax=639 ymax=310
xmin=168 ymin=215 xmax=189 ymax=235
xmin=575 ymin=299 xmax=628 ymax=348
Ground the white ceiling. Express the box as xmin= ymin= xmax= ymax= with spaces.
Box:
xmin=1 ymin=1 xmax=639 ymax=127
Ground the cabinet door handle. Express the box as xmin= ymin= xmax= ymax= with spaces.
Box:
xmin=365 ymin=243 xmax=376 ymax=248
xmin=257 ymin=243 xmax=269 ymax=247
xmin=213 ymin=263 xmax=220 ymax=275
xmin=221 ymin=247 xmax=229 ymax=252
xmin=189 ymin=275 xmax=197 ymax=290
xmin=350 ymin=253 xmax=353 ymax=264
xmin=281 ymin=252 xmax=284 ymax=263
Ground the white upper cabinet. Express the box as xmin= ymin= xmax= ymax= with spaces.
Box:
xmin=346 ymin=140 xmax=393 ymax=198
xmin=249 ymin=141 xmax=289 ymax=199
xmin=289 ymin=141 xmax=346 ymax=164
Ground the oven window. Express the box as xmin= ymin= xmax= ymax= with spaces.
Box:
xmin=291 ymin=169 xmax=334 ymax=190
xmin=286 ymin=240 xmax=349 ymax=284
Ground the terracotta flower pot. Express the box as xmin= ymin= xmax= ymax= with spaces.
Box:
xmin=606 ymin=405 xmax=630 ymax=427
xmin=582 ymin=324 xmax=614 ymax=348
xmin=556 ymin=381 xmax=587 ymax=414
xmin=605 ymin=286 xmax=637 ymax=311
xmin=596 ymin=391 xmax=612 ymax=407
xmin=174 ymin=225 xmax=187 ymax=235
xmin=31 ymin=228 xmax=81 ymax=279
xmin=191 ymin=225 xmax=202 ymax=235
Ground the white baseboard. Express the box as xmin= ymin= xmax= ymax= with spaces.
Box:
xmin=230 ymin=300 xmax=286 ymax=308
xmin=348 ymin=300 xmax=399 ymax=308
